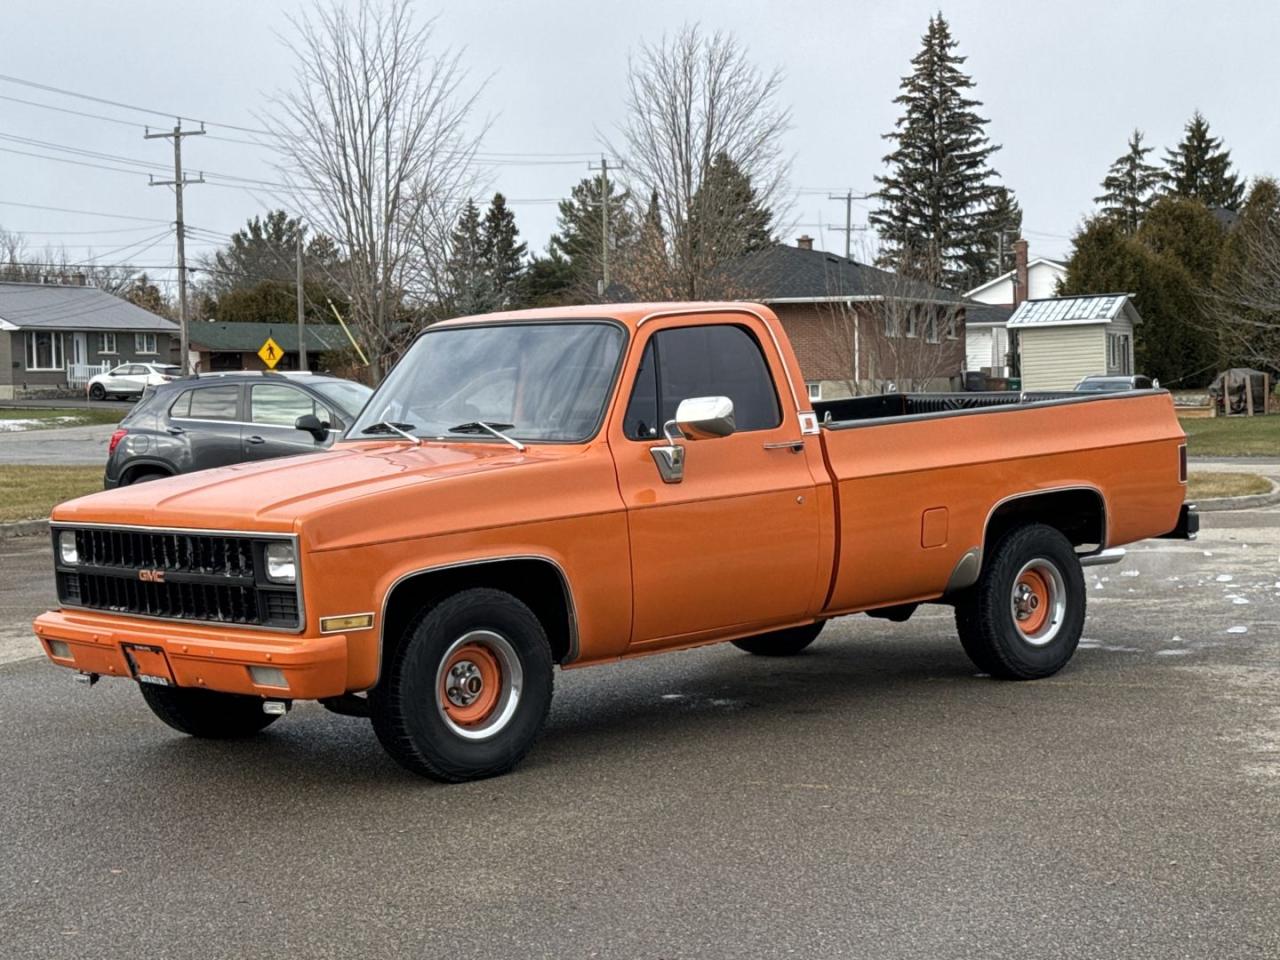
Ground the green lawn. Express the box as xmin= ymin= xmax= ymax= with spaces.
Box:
xmin=0 ymin=407 xmax=126 ymax=430
xmin=0 ymin=465 xmax=105 ymax=522
xmin=1180 ymin=415 xmax=1280 ymax=457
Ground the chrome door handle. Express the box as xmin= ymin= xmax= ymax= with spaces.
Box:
xmin=165 ymin=426 xmax=185 ymax=436
xmin=246 ymin=435 xmax=265 ymax=445
xmin=762 ymin=439 xmax=805 ymax=451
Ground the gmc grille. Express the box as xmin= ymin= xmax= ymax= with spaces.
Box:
xmin=52 ymin=526 xmax=302 ymax=630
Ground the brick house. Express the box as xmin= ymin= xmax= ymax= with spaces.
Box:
xmin=723 ymin=237 xmax=968 ymax=399
xmin=0 ymin=280 xmax=178 ymax=399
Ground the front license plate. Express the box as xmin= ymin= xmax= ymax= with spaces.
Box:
xmin=122 ymin=644 xmax=175 ymax=686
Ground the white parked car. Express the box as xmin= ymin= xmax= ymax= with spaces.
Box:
xmin=88 ymin=362 xmax=182 ymax=400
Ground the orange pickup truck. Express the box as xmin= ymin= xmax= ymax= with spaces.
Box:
xmin=34 ymin=302 xmax=1197 ymax=782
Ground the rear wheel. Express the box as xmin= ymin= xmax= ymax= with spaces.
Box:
xmin=370 ymin=588 xmax=554 ymax=782
xmin=88 ymin=383 xmax=105 ymax=400
xmin=125 ymin=469 xmax=168 ymax=485
xmin=732 ymin=621 xmax=825 ymax=657
xmin=139 ymin=684 xmax=280 ymax=738
xmin=954 ymin=523 xmax=1085 ymax=680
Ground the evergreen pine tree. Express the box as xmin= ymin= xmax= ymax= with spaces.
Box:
xmin=481 ymin=193 xmax=528 ymax=309
xmin=1163 ymin=111 xmax=1245 ymax=209
xmin=690 ymin=153 xmax=773 ymax=262
xmin=1095 ymin=129 xmax=1163 ymax=233
xmin=870 ymin=13 xmax=1003 ymax=287
xmin=547 ymin=174 xmax=636 ymax=299
xmin=447 ymin=199 xmax=490 ymax=315
xmin=969 ymin=186 xmax=1023 ymax=280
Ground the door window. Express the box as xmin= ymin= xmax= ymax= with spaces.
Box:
xmin=171 ymin=385 xmax=240 ymax=421
xmin=623 ymin=324 xmax=781 ymax=440
xmin=250 ymin=384 xmax=318 ymax=426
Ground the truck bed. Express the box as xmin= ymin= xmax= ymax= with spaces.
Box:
xmin=812 ymin=389 xmax=1187 ymax=617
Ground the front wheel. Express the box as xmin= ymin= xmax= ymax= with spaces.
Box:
xmin=139 ymin=684 xmax=280 ymax=738
xmin=370 ymin=588 xmax=554 ymax=782
xmin=954 ymin=523 xmax=1085 ymax=680
xmin=732 ymin=621 xmax=825 ymax=657
xmin=88 ymin=383 xmax=105 ymax=400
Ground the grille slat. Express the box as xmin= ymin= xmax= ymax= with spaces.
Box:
xmin=55 ymin=527 xmax=295 ymax=629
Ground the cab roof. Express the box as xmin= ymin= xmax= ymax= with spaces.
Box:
xmin=433 ymin=302 xmax=774 ymax=332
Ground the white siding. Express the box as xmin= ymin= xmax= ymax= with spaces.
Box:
xmin=1105 ymin=315 xmax=1135 ymax=375
xmin=1018 ymin=324 xmax=1107 ymax=390
xmin=967 ymin=262 xmax=1067 ymax=305
xmin=965 ymin=327 xmax=1010 ymax=374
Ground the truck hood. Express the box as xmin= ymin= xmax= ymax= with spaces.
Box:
xmin=52 ymin=441 xmax=568 ymax=538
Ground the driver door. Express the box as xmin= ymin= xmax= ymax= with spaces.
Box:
xmin=609 ymin=316 xmax=823 ymax=649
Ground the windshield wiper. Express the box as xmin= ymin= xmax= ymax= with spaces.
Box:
xmin=361 ymin=420 xmax=422 ymax=446
xmin=447 ymin=420 xmax=526 ymax=452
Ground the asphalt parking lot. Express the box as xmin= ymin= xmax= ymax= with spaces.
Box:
xmin=1 ymin=505 xmax=1277 ymax=960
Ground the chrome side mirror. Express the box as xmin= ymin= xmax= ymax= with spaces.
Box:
xmin=649 ymin=396 xmax=735 ymax=484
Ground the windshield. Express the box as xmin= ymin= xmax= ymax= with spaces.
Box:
xmin=347 ymin=321 xmax=625 ymax=443
xmin=311 ymin=379 xmax=374 ymax=420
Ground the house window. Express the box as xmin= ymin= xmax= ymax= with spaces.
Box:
xmin=946 ymin=313 xmax=959 ymax=339
xmin=925 ymin=313 xmax=939 ymax=343
xmin=884 ymin=314 xmax=897 ymax=337
xmin=135 ymin=333 xmax=157 ymax=355
xmin=905 ymin=309 xmax=918 ymax=338
xmin=806 ymin=381 xmax=823 ymax=402
xmin=25 ymin=331 xmax=64 ymax=371
xmin=99 ymin=332 xmax=117 ymax=354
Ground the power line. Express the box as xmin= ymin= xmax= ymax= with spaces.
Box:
xmin=145 ymin=123 xmax=204 ymax=373
xmin=0 ymin=72 xmax=273 ymax=137
xmin=0 ymin=199 xmax=172 ymax=224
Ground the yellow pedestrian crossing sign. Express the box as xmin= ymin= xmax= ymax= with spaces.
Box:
xmin=258 ymin=336 xmax=283 ymax=369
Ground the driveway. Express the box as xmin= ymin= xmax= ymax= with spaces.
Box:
xmin=1 ymin=506 xmax=1276 ymax=959
xmin=0 ymin=423 xmax=115 ymax=466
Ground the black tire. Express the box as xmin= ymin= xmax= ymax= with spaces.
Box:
xmin=370 ymin=588 xmax=554 ymax=782
xmin=88 ymin=383 xmax=106 ymax=400
xmin=126 ymin=470 xmax=168 ymax=485
xmin=139 ymin=684 xmax=280 ymax=738
xmin=732 ymin=621 xmax=825 ymax=657
xmin=954 ymin=523 xmax=1085 ymax=680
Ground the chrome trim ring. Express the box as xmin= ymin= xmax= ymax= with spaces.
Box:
xmin=1010 ymin=558 xmax=1066 ymax=647
xmin=434 ymin=629 xmax=523 ymax=741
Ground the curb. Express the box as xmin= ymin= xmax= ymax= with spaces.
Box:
xmin=0 ymin=519 xmax=48 ymax=540
xmin=1194 ymin=478 xmax=1280 ymax=512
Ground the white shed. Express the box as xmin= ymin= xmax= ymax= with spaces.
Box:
xmin=1007 ymin=294 xmax=1141 ymax=390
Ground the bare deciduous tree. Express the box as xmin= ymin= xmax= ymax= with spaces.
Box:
xmin=612 ymin=25 xmax=790 ymax=300
xmin=1202 ymin=180 xmax=1280 ymax=373
xmin=270 ymin=0 xmax=483 ymax=376
xmin=816 ymin=249 xmax=965 ymax=394
xmin=0 ymin=226 xmax=147 ymax=297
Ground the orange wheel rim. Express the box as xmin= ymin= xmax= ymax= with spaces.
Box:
xmin=439 ymin=642 xmax=502 ymax=727
xmin=1014 ymin=569 xmax=1050 ymax=635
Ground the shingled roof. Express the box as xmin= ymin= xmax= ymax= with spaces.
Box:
xmin=187 ymin=321 xmax=350 ymax=352
xmin=0 ymin=281 xmax=177 ymax=332
xmin=719 ymin=244 xmax=965 ymax=304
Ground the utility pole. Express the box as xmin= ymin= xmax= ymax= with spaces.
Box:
xmin=146 ymin=121 xmax=205 ymax=374
xmin=827 ymin=189 xmax=872 ymax=260
xmin=296 ymin=232 xmax=307 ymax=371
xmin=589 ymin=155 xmax=623 ymax=297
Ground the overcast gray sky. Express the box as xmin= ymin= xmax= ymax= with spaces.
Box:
xmin=1 ymin=0 xmax=1276 ymax=293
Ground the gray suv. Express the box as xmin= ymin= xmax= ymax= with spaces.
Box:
xmin=104 ymin=372 xmax=373 ymax=488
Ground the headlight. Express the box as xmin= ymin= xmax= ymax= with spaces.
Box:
xmin=264 ymin=542 xmax=296 ymax=584
xmin=58 ymin=531 xmax=79 ymax=565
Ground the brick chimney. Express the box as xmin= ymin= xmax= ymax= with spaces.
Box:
xmin=1013 ymin=238 xmax=1029 ymax=305
xmin=796 ymin=234 xmax=814 ymax=250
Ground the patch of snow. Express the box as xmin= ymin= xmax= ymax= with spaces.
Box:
xmin=1155 ymin=649 xmax=1193 ymax=657
xmin=1216 ymin=574 xmax=1234 ymax=583
xmin=1121 ymin=569 xmax=1140 ymax=578
xmin=0 ymin=419 xmax=44 ymax=432
xmin=1227 ymin=626 xmax=1249 ymax=635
